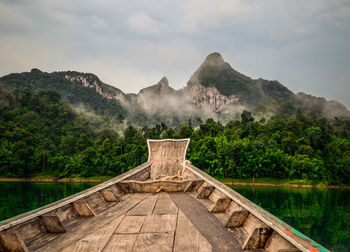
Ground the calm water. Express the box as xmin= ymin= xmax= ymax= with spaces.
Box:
xmin=0 ymin=182 xmax=349 ymax=251
xmin=229 ymin=185 xmax=350 ymax=251
xmin=0 ymin=181 xmax=98 ymax=222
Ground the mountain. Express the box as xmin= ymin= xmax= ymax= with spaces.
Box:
xmin=0 ymin=53 xmax=349 ymax=126
xmin=0 ymin=69 xmax=126 ymax=119
xmin=186 ymin=53 xmax=294 ymax=105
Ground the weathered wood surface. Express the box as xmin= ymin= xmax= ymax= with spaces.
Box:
xmin=170 ymin=192 xmax=242 ymax=252
xmin=73 ymin=201 xmax=96 ymax=216
xmin=184 ymin=162 xmax=326 ymax=252
xmin=148 ymin=139 xmax=189 ymax=178
xmin=36 ymin=193 xmax=150 ymax=252
xmin=61 ymin=215 xmax=124 ymax=252
xmin=152 ymin=192 xmax=178 ymax=215
xmin=0 ymin=232 xmax=28 ymax=252
xmin=126 ymin=193 xmax=159 ymax=216
xmin=100 ymin=190 xmax=119 ymax=202
xmin=118 ymin=180 xmax=198 ymax=193
xmin=174 ymin=210 xmax=212 ymax=252
xmin=40 ymin=216 xmax=65 ymax=233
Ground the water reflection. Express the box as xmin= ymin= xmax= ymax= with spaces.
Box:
xmin=229 ymin=185 xmax=350 ymax=251
xmin=0 ymin=181 xmax=98 ymax=222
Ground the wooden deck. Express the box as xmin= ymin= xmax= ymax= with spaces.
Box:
xmin=27 ymin=192 xmax=242 ymax=252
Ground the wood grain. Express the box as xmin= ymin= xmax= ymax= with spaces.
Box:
xmin=132 ymin=232 xmax=174 ymax=252
xmin=36 ymin=193 xmax=149 ymax=252
xmin=61 ymin=215 xmax=124 ymax=252
xmin=174 ymin=210 xmax=212 ymax=252
xmin=141 ymin=214 xmax=177 ymax=233
xmin=115 ymin=216 xmax=145 ymax=234
xmin=126 ymin=193 xmax=159 ymax=216
xmin=152 ymin=192 xmax=178 ymax=215
xmin=102 ymin=234 xmax=137 ymax=252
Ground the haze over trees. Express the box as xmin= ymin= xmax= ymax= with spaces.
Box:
xmin=1 ymin=88 xmax=350 ymax=184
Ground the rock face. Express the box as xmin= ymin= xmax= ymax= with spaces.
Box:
xmin=64 ymin=72 xmax=128 ymax=105
xmin=187 ymin=83 xmax=239 ymax=112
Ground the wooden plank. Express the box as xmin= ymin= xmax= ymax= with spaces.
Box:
xmin=36 ymin=193 xmax=150 ymax=252
xmin=265 ymin=231 xmax=299 ymax=252
xmin=227 ymin=210 xmax=249 ymax=228
xmin=84 ymin=192 xmax=106 ymax=210
xmin=174 ymin=210 xmax=212 ymax=252
xmin=118 ymin=180 xmax=191 ymax=193
xmin=126 ymin=193 xmax=159 ymax=216
xmin=184 ymin=180 xmax=204 ymax=192
xmin=40 ymin=215 xmax=65 ymax=233
xmin=195 ymin=184 xmax=214 ymax=199
xmin=102 ymin=234 xmax=138 ymax=252
xmin=27 ymin=233 xmax=62 ymax=251
xmin=141 ymin=214 xmax=177 ymax=233
xmin=0 ymin=232 xmax=29 ymax=252
xmin=170 ymin=192 xmax=242 ymax=251
xmin=226 ymin=201 xmax=250 ymax=227
xmin=100 ymin=190 xmax=119 ymax=202
xmin=60 ymin=215 xmax=124 ymax=252
xmin=5 ymin=217 xmax=47 ymax=245
xmin=132 ymin=232 xmax=174 ymax=252
xmin=211 ymin=198 xmax=231 ymax=213
xmin=243 ymin=227 xmax=272 ymax=250
xmin=152 ymin=192 xmax=178 ymax=215
xmin=73 ymin=201 xmax=96 ymax=216
xmin=127 ymin=166 xmax=150 ymax=181
xmin=45 ymin=204 xmax=78 ymax=225
xmin=209 ymin=189 xmax=231 ymax=213
xmin=241 ymin=214 xmax=271 ymax=249
xmin=115 ymin=216 xmax=145 ymax=234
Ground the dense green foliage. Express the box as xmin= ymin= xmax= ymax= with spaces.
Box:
xmin=1 ymin=88 xmax=350 ymax=184
xmin=0 ymin=69 xmax=126 ymax=119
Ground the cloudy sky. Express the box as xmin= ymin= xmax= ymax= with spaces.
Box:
xmin=1 ymin=0 xmax=350 ymax=108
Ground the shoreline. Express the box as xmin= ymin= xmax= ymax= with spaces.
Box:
xmin=1 ymin=177 xmax=350 ymax=188
xmin=222 ymin=181 xmax=350 ymax=189
xmin=0 ymin=178 xmax=106 ymax=183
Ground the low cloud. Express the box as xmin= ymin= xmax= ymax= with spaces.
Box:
xmin=126 ymin=12 xmax=165 ymax=36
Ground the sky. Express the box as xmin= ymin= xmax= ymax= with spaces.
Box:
xmin=1 ymin=0 xmax=350 ymax=108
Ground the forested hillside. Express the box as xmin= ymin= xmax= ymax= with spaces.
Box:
xmin=1 ymin=87 xmax=350 ymax=184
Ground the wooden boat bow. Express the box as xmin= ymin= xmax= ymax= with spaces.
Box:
xmin=0 ymin=138 xmax=329 ymax=252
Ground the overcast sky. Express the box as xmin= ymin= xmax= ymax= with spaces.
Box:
xmin=1 ymin=0 xmax=350 ymax=108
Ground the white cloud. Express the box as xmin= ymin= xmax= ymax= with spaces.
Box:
xmin=125 ymin=12 xmax=165 ymax=36
xmin=90 ymin=15 xmax=108 ymax=30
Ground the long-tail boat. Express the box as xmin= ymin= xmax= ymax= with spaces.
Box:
xmin=0 ymin=139 xmax=329 ymax=251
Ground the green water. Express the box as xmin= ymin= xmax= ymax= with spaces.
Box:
xmin=229 ymin=185 xmax=350 ymax=251
xmin=0 ymin=181 xmax=98 ymax=222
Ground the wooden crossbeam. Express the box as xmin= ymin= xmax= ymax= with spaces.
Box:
xmin=40 ymin=215 xmax=65 ymax=233
xmin=243 ymin=227 xmax=272 ymax=250
xmin=0 ymin=232 xmax=29 ymax=252
xmin=73 ymin=201 xmax=96 ymax=216
xmin=195 ymin=185 xmax=214 ymax=199
xmin=226 ymin=210 xmax=250 ymax=228
xmin=100 ymin=190 xmax=120 ymax=202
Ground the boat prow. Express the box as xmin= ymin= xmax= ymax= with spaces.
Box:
xmin=0 ymin=139 xmax=329 ymax=251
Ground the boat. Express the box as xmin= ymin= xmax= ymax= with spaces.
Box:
xmin=0 ymin=139 xmax=329 ymax=251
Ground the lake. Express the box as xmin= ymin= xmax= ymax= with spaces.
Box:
xmin=0 ymin=182 xmax=349 ymax=251
xmin=229 ymin=184 xmax=350 ymax=251
xmin=0 ymin=181 xmax=98 ymax=222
